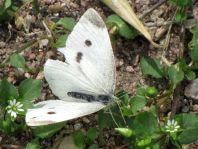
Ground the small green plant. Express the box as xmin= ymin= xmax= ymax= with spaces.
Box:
xmin=0 ymin=78 xmax=42 ymax=134
xmin=168 ymin=0 xmax=192 ymax=23
xmin=0 ymin=0 xmax=18 ymax=22
xmin=73 ymin=128 xmax=99 ymax=149
xmin=106 ymin=14 xmax=137 ymax=39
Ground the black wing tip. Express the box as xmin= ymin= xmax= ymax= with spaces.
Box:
xmin=83 ymin=8 xmax=106 ymax=28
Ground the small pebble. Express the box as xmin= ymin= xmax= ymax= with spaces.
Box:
xmin=182 ymin=106 xmax=189 ymax=113
xmin=82 ymin=117 xmax=90 ymax=124
xmin=0 ymin=41 xmax=6 ymax=48
xmin=74 ymin=123 xmax=82 ymax=130
xmin=126 ymin=66 xmax=134 ymax=72
xmin=192 ymin=105 xmax=198 ymax=112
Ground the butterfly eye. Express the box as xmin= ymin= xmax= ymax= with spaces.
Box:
xmin=47 ymin=111 xmax=56 ymax=114
xmin=85 ymin=40 xmax=92 ymax=47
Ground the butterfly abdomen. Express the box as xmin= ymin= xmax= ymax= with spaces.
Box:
xmin=67 ymin=92 xmax=111 ymax=104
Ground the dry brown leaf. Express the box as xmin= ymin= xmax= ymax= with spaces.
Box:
xmin=102 ymin=0 xmax=160 ymax=47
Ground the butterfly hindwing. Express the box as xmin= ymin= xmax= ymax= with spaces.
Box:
xmin=26 ymin=100 xmax=105 ymax=126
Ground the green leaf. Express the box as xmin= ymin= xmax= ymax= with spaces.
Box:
xmin=185 ymin=70 xmax=196 ymax=80
xmin=87 ymin=128 xmax=98 ymax=141
xmin=168 ymin=64 xmax=184 ymax=85
xmin=189 ymin=29 xmax=198 ymax=63
xmin=140 ymin=57 xmax=164 ymax=78
xmin=132 ymin=112 xmax=158 ymax=137
xmin=18 ymin=79 xmax=42 ymax=101
xmin=175 ymin=114 xmax=198 ymax=144
xmin=73 ymin=130 xmax=86 ymax=149
xmin=0 ymin=80 xmax=18 ymax=105
xmin=53 ymin=34 xmax=68 ymax=48
xmin=106 ymin=14 xmax=137 ymax=39
xmin=130 ymin=95 xmax=147 ymax=113
xmin=0 ymin=119 xmax=12 ymax=134
xmin=136 ymin=86 xmax=146 ymax=96
xmin=21 ymin=100 xmax=33 ymax=110
xmin=4 ymin=0 xmax=12 ymax=9
xmin=190 ymin=46 xmax=198 ymax=63
xmin=56 ymin=17 xmax=76 ymax=31
xmin=116 ymin=90 xmax=129 ymax=105
xmin=98 ymin=111 xmax=112 ymax=129
xmin=175 ymin=10 xmax=187 ymax=23
xmin=26 ymin=139 xmax=42 ymax=149
xmin=10 ymin=53 xmax=26 ymax=69
xmin=115 ymin=128 xmax=133 ymax=138
xmin=32 ymin=122 xmax=65 ymax=139
xmin=88 ymin=144 xmax=99 ymax=149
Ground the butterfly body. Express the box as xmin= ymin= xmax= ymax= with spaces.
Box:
xmin=67 ymin=91 xmax=112 ymax=104
xmin=26 ymin=8 xmax=116 ymax=126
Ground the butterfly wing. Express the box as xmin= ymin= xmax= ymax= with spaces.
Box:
xmin=26 ymin=100 xmax=105 ymax=126
xmin=58 ymin=8 xmax=116 ymax=95
xmin=44 ymin=59 xmax=98 ymax=102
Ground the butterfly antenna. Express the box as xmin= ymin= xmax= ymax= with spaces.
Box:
xmin=109 ymin=108 xmax=120 ymax=128
xmin=113 ymin=96 xmax=127 ymax=127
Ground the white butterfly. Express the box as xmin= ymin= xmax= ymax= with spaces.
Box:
xmin=26 ymin=8 xmax=116 ymax=126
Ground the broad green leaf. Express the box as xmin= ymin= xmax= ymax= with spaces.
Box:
xmin=32 ymin=122 xmax=65 ymax=139
xmin=18 ymin=79 xmax=42 ymax=101
xmin=56 ymin=17 xmax=76 ymax=31
xmin=178 ymin=128 xmax=198 ymax=144
xmin=140 ymin=57 xmax=164 ymax=78
xmin=26 ymin=139 xmax=42 ymax=149
xmin=10 ymin=53 xmax=26 ymax=69
xmin=132 ymin=112 xmax=158 ymax=137
xmin=0 ymin=80 xmax=18 ymax=105
xmin=168 ymin=65 xmax=184 ymax=85
xmin=175 ymin=113 xmax=198 ymax=144
xmin=4 ymin=0 xmax=12 ymax=9
xmin=87 ymin=128 xmax=98 ymax=141
xmin=106 ymin=14 xmax=137 ymax=39
xmin=115 ymin=128 xmax=133 ymax=138
xmin=190 ymin=46 xmax=198 ymax=63
xmin=88 ymin=144 xmax=99 ymax=149
xmin=73 ymin=130 xmax=86 ymax=149
xmin=130 ymin=95 xmax=147 ymax=113
xmin=53 ymin=34 xmax=68 ymax=48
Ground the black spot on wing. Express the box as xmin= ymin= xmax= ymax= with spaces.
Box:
xmin=76 ymin=52 xmax=83 ymax=63
xmin=85 ymin=40 xmax=92 ymax=47
xmin=47 ymin=111 xmax=56 ymax=114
